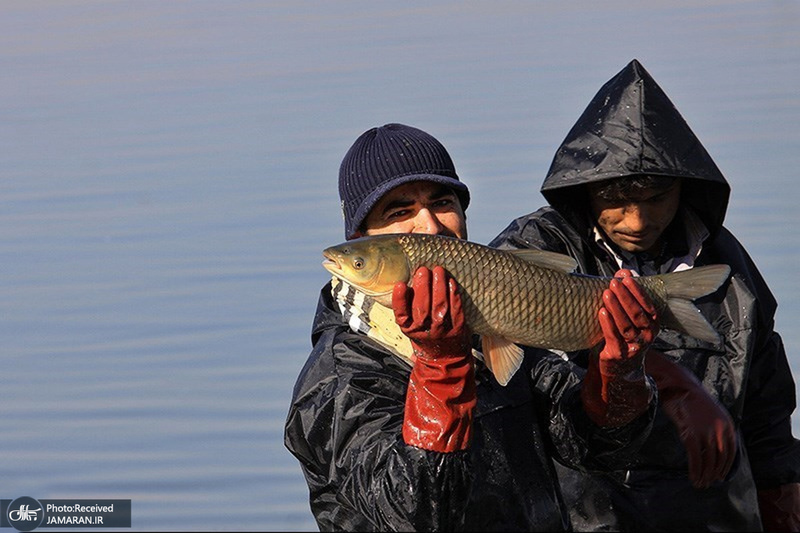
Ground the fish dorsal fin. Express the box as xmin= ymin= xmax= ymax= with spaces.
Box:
xmin=508 ymin=248 xmax=578 ymax=273
xmin=481 ymin=335 xmax=524 ymax=386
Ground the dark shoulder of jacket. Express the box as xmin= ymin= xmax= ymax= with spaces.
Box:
xmin=310 ymin=281 xmax=343 ymax=345
xmin=700 ymin=226 xmax=778 ymax=322
xmin=490 ymin=206 xmax=608 ymax=276
xmin=294 ymin=282 xmax=411 ymax=402
xmin=489 ymin=206 xmax=578 ymax=253
xmin=289 ymin=284 xmax=343 ymax=402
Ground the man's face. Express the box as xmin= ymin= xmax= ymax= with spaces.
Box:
xmin=588 ymin=180 xmax=682 ymax=255
xmin=358 ymin=181 xmax=467 ymax=239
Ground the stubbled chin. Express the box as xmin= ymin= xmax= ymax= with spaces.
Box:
xmin=612 ymin=236 xmax=657 ymax=254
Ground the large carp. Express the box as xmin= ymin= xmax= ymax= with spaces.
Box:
xmin=322 ymin=233 xmax=730 ymax=386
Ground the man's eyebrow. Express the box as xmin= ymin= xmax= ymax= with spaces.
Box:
xmin=380 ymin=197 xmax=415 ymax=215
xmin=379 ymin=186 xmax=456 ymax=216
xmin=428 ymin=185 xmax=456 ymax=200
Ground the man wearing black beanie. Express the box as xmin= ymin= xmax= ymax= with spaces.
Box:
xmin=285 ymin=123 xmax=660 ymax=531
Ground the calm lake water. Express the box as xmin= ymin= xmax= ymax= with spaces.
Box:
xmin=2 ymin=1 xmax=799 ymax=531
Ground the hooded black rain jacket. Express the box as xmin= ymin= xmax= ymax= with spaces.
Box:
xmin=490 ymin=59 xmax=800 ymax=532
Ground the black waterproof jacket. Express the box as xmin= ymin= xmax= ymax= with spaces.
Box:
xmin=490 ymin=59 xmax=800 ymax=531
xmin=285 ymin=283 xmax=656 ymax=532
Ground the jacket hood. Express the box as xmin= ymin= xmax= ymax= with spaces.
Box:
xmin=541 ymin=59 xmax=730 ymax=236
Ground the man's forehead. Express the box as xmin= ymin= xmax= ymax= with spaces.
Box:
xmin=589 ymin=176 xmax=680 ymax=201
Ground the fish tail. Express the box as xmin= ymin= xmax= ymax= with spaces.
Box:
xmin=656 ymin=264 xmax=731 ymax=344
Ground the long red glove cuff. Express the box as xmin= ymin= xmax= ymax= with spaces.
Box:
xmin=581 ymin=354 xmax=654 ymax=428
xmin=403 ymin=351 xmax=476 ymax=453
xmin=758 ymin=483 xmax=800 ymax=532
xmin=645 ymin=349 xmax=703 ymax=400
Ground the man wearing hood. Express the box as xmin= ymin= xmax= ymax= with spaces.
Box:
xmin=285 ymin=123 xmax=660 ymax=531
xmin=491 ymin=59 xmax=800 ymax=531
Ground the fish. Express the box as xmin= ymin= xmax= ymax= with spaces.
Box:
xmin=322 ymin=233 xmax=731 ymax=386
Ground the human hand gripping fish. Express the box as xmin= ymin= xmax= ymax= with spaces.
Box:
xmin=588 ymin=269 xmax=736 ymax=481
xmin=581 ymin=269 xmax=659 ymax=427
xmin=392 ymin=265 xmax=472 ymax=362
xmin=393 ymin=265 xmax=477 ymax=452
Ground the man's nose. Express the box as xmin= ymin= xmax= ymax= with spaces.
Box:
xmin=414 ymin=208 xmax=446 ymax=235
xmin=623 ymin=205 xmax=649 ymax=232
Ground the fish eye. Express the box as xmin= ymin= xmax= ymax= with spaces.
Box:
xmin=352 ymin=257 xmax=365 ymax=270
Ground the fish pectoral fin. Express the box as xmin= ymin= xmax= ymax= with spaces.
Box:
xmin=507 ymin=248 xmax=578 ymax=273
xmin=481 ymin=335 xmax=524 ymax=386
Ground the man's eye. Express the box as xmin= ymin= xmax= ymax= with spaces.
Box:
xmin=387 ymin=209 xmax=409 ymax=219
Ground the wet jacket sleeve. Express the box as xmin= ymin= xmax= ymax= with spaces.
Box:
xmin=717 ymin=231 xmax=800 ymax=489
xmin=527 ymin=348 xmax=657 ymax=472
xmin=284 ymin=326 xmax=474 ymax=532
xmin=741 ymin=328 xmax=800 ymax=487
xmin=732 ymin=262 xmax=800 ymax=528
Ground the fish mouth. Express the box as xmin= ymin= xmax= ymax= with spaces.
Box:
xmin=322 ymin=250 xmax=342 ymax=275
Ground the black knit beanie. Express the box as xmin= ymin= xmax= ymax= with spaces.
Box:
xmin=338 ymin=123 xmax=471 ymax=239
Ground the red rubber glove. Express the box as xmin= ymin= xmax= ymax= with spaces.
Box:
xmin=647 ymin=350 xmax=736 ymax=489
xmin=758 ymin=483 xmax=800 ymax=532
xmin=394 ymin=266 xmax=476 ymax=452
xmin=582 ymin=269 xmax=657 ymax=427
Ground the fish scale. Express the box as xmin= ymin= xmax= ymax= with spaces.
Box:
xmin=396 ymin=233 xmax=628 ymax=351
